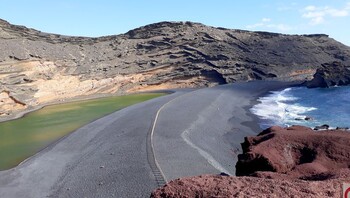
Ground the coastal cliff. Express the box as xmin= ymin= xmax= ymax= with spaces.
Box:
xmin=1 ymin=19 xmax=350 ymax=119
xmin=307 ymin=61 xmax=350 ymax=88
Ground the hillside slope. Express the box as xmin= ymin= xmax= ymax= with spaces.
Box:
xmin=1 ymin=19 xmax=350 ymax=119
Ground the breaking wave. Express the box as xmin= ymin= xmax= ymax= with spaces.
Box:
xmin=251 ymin=88 xmax=317 ymax=129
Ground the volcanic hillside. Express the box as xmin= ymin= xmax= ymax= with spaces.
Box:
xmin=1 ymin=19 xmax=350 ymax=118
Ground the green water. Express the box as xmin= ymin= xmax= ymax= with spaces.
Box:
xmin=0 ymin=93 xmax=165 ymax=170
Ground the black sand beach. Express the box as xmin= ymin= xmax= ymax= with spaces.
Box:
xmin=0 ymin=81 xmax=300 ymax=197
xmin=153 ymin=81 xmax=301 ymax=181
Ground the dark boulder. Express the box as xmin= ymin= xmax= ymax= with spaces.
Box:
xmin=306 ymin=62 xmax=350 ymax=88
xmin=296 ymin=116 xmax=313 ymax=121
xmin=336 ymin=127 xmax=349 ymax=131
xmin=304 ymin=116 xmax=313 ymax=121
xmin=314 ymin=124 xmax=330 ymax=130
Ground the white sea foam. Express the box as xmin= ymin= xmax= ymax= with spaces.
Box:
xmin=251 ymin=87 xmax=317 ymax=127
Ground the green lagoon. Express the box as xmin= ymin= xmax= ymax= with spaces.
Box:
xmin=0 ymin=93 xmax=164 ymax=170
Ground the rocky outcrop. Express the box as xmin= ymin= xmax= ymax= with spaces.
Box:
xmin=151 ymin=174 xmax=349 ymax=198
xmin=1 ymin=19 xmax=350 ymax=119
xmin=236 ymin=125 xmax=350 ymax=180
xmin=151 ymin=126 xmax=350 ymax=197
xmin=306 ymin=61 xmax=350 ymax=88
xmin=314 ymin=124 xmax=330 ymax=130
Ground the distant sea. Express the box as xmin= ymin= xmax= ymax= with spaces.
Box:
xmin=251 ymin=85 xmax=350 ymax=129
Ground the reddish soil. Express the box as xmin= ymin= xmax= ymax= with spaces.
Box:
xmin=152 ymin=126 xmax=350 ymax=198
xmin=236 ymin=125 xmax=350 ymax=180
xmin=151 ymin=174 xmax=349 ymax=198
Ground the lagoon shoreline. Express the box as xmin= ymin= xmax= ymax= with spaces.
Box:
xmin=0 ymin=89 xmax=176 ymax=123
xmin=0 ymin=81 xmax=304 ymax=197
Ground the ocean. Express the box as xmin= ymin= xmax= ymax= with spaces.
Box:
xmin=251 ymin=85 xmax=350 ymax=130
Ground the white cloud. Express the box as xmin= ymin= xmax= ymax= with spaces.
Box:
xmin=262 ymin=18 xmax=271 ymax=22
xmin=305 ymin=5 xmax=316 ymax=11
xmin=302 ymin=3 xmax=350 ymax=25
xmin=327 ymin=8 xmax=348 ymax=17
xmin=246 ymin=18 xmax=292 ymax=32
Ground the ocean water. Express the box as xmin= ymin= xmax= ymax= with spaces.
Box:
xmin=251 ymin=86 xmax=350 ymax=129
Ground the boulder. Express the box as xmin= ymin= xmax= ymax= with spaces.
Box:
xmin=295 ymin=116 xmax=313 ymax=121
xmin=314 ymin=124 xmax=330 ymax=130
xmin=336 ymin=127 xmax=349 ymax=131
xmin=305 ymin=116 xmax=313 ymax=121
xmin=236 ymin=125 xmax=350 ymax=180
xmin=307 ymin=61 xmax=350 ymax=88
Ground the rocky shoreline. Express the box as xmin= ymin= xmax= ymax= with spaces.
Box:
xmin=306 ymin=61 xmax=350 ymax=88
xmin=152 ymin=125 xmax=350 ymax=197
xmin=151 ymin=71 xmax=350 ymax=197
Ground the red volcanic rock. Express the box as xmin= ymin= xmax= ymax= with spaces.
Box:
xmin=151 ymin=126 xmax=350 ymax=198
xmin=236 ymin=125 xmax=350 ymax=180
xmin=151 ymin=174 xmax=349 ymax=198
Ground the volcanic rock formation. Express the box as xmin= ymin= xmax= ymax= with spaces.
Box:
xmin=306 ymin=61 xmax=350 ymax=88
xmin=1 ymin=19 xmax=350 ymax=119
xmin=151 ymin=126 xmax=350 ymax=197
xmin=236 ymin=125 xmax=350 ymax=180
xmin=150 ymin=174 xmax=349 ymax=198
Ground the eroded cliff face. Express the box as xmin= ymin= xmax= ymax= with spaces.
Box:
xmin=307 ymin=61 xmax=350 ymax=88
xmin=1 ymin=19 xmax=350 ymax=119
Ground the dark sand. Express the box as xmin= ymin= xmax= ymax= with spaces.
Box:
xmin=0 ymin=81 xmax=300 ymax=197
xmin=153 ymin=81 xmax=301 ymax=181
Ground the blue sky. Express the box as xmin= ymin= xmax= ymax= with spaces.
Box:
xmin=0 ymin=0 xmax=349 ymax=46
